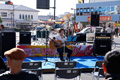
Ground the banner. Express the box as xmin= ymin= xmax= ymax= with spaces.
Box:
xmin=88 ymin=16 xmax=111 ymax=21
xmin=17 ymin=45 xmax=93 ymax=57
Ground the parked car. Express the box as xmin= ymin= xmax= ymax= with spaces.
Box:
xmin=74 ymin=27 xmax=103 ymax=42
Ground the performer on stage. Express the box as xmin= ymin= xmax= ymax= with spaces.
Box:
xmin=54 ymin=29 xmax=73 ymax=61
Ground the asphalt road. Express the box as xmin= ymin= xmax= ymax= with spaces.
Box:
xmin=42 ymin=72 xmax=104 ymax=80
xmin=113 ymin=37 xmax=120 ymax=50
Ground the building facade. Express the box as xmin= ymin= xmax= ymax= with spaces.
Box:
xmin=0 ymin=3 xmax=39 ymax=28
xmin=76 ymin=1 xmax=120 ymax=27
xmin=83 ymin=0 xmax=119 ymax=3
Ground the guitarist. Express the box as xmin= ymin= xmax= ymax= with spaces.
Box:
xmin=53 ymin=29 xmax=73 ymax=61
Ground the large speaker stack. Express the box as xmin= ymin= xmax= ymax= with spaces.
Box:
xmin=0 ymin=32 xmax=16 ymax=57
xmin=19 ymin=32 xmax=31 ymax=45
xmin=91 ymin=14 xmax=99 ymax=26
xmin=94 ymin=33 xmax=111 ymax=56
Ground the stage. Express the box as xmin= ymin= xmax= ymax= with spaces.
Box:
xmin=3 ymin=56 xmax=104 ymax=72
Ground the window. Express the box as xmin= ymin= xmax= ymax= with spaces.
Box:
xmin=22 ymin=14 xmax=24 ymax=19
xmin=19 ymin=14 xmax=21 ymax=19
xmin=7 ymin=23 xmax=8 ymax=26
xmin=85 ymin=29 xmax=91 ymax=33
xmin=28 ymin=15 xmax=30 ymax=18
xmin=25 ymin=15 xmax=27 ymax=20
xmin=31 ymin=15 xmax=33 ymax=19
xmin=1 ymin=12 xmax=7 ymax=17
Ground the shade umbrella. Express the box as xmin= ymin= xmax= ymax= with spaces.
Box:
xmin=63 ymin=13 xmax=72 ymax=20
xmin=48 ymin=19 xmax=56 ymax=22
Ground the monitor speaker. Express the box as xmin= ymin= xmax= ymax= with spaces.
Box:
xmin=0 ymin=32 xmax=16 ymax=57
xmin=19 ymin=32 xmax=31 ymax=45
xmin=94 ymin=39 xmax=111 ymax=56
xmin=91 ymin=14 xmax=99 ymax=26
xmin=76 ymin=33 xmax=86 ymax=42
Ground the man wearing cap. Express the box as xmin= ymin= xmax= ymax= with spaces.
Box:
xmin=0 ymin=48 xmax=39 ymax=80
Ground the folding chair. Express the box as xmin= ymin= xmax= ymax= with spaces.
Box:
xmin=24 ymin=69 xmax=42 ymax=80
xmin=55 ymin=61 xmax=77 ymax=68
xmin=55 ymin=68 xmax=81 ymax=80
xmin=92 ymin=61 xmax=105 ymax=80
xmin=22 ymin=61 xmax=42 ymax=69
xmin=22 ymin=61 xmax=42 ymax=80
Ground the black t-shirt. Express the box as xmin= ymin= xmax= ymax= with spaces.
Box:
xmin=0 ymin=57 xmax=8 ymax=71
xmin=106 ymin=73 xmax=120 ymax=80
xmin=0 ymin=71 xmax=39 ymax=80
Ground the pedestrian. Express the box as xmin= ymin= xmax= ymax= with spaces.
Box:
xmin=103 ymin=49 xmax=120 ymax=80
xmin=115 ymin=27 xmax=119 ymax=37
xmin=0 ymin=24 xmax=4 ymax=31
xmin=106 ymin=25 xmax=113 ymax=33
xmin=0 ymin=48 xmax=39 ymax=80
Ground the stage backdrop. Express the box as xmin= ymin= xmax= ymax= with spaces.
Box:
xmin=17 ymin=45 xmax=93 ymax=57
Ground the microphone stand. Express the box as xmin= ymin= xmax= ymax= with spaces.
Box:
xmin=44 ymin=27 xmax=55 ymax=65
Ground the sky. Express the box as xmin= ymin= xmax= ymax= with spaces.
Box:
xmin=10 ymin=0 xmax=78 ymax=16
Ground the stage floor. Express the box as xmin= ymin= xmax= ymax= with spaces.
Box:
xmin=3 ymin=56 xmax=104 ymax=69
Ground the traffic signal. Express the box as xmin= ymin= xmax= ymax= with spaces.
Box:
xmin=5 ymin=1 xmax=13 ymax=5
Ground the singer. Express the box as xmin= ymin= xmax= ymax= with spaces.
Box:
xmin=54 ymin=29 xmax=73 ymax=61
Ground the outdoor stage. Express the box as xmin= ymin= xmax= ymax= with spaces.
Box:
xmin=3 ymin=45 xmax=104 ymax=72
xmin=3 ymin=56 xmax=104 ymax=72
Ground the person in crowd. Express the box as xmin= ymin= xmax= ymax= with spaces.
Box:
xmin=0 ymin=48 xmax=39 ymax=80
xmin=53 ymin=29 xmax=73 ymax=61
xmin=0 ymin=24 xmax=4 ymax=31
xmin=101 ymin=26 xmax=107 ymax=33
xmin=103 ymin=49 xmax=120 ymax=80
xmin=106 ymin=25 xmax=113 ymax=33
xmin=115 ymin=27 xmax=119 ymax=37
xmin=0 ymin=56 xmax=8 ymax=72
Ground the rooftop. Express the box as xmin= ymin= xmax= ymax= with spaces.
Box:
xmin=0 ymin=3 xmax=39 ymax=12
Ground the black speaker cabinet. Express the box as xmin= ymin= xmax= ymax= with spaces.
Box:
xmin=94 ymin=39 xmax=111 ymax=56
xmin=19 ymin=32 xmax=31 ymax=45
xmin=91 ymin=14 xmax=99 ymax=26
xmin=0 ymin=32 xmax=16 ymax=57
xmin=76 ymin=33 xmax=86 ymax=42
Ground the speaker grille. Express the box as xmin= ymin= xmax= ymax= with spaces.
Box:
xmin=20 ymin=32 xmax=31 ymax=45
xmin=0 ymin=32 xmax=16 ymax=57
xmin=94 ymin=39 xmax=111 ymax=55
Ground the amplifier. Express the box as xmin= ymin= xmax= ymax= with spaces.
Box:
xmin=95 ymin=33 xmax=111 ymax=39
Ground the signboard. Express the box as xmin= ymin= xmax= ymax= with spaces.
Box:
xmin=88 ymin=16 xmax=112 ymax=21
xmin=37 ymin=0 xmax=49 ymax=9
xmin=77 ymin=5 xmax=120 ymax=16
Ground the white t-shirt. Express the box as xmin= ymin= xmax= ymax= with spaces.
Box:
xmin=106 ymin=27 xmax=113 ymax=33
xmin=55 ymin=34 xmax=67 ymax=46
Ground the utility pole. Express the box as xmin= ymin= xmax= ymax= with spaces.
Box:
xmin=54 ymin=0 xmax=56 ymax=20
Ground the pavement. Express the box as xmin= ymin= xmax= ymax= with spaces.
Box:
xmin=42 ymin=72 xmax=105 ymax=80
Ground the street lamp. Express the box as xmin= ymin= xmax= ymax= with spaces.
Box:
xmin=71 ymin=8 xmax=76 ymax=33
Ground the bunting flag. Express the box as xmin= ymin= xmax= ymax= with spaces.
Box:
xmin=78 ymin=0 xmax=82 ymax=3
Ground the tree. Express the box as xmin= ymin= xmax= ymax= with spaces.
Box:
xmin=0 ymin=16 xmax=2 ymax=23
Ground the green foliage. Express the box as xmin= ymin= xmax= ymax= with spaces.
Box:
xmin=0 ymin=16 xmax=2 ymax=23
